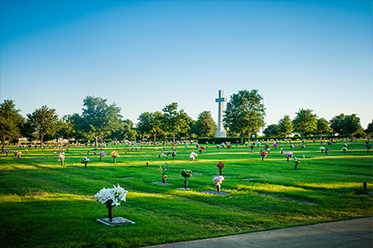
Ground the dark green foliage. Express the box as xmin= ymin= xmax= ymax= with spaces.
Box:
xmin=223 ymin=90 xmax=266 ymax=144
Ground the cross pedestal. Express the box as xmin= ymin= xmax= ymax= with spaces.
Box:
xmin=215 ymin=90 xmax=227 ymax=138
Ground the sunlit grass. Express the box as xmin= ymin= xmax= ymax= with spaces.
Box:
xmin=0 ymin=139 xmax=372 ymax=247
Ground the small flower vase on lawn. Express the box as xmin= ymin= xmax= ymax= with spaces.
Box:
xmin=213 ymin=176 xmax=224 ymax=193
xmin=216 ymin=162 xmax=224 ymax=175
xmin=110 ymin=151 xmax=119 ymax=163
xmin=366 ymin=145 xmax=372 ymax=155
xmin=260 ymin=151 xmax=268 ymax=161
xmin=181 ymin=169 xmax=192 ymax=189
xmin=294 ymin=157 xmax=300 ymax=170
xmin=106 ymin=201 xmax=114 ymax=221
xmin=95 ymin=184 xmax=128 ymax=223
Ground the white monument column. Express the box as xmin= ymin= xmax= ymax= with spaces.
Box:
xmin=215 ymin=90 xmax=227 ymax=138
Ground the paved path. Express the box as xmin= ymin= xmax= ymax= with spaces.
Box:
xmin=144 ymin=217 xmax=372 ymax=248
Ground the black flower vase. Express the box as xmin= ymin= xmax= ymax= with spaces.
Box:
xmin=184 ymin=179 xmax=188 ymax=189
xmin=219 ymin=168 xmax=222 ymax=175
xmin=106 ymin=202 xmax=113 ymax=222
xmin=216 ymin=184 xmax=221 ymax=193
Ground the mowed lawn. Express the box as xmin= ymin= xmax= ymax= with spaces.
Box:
xmin=0 ymin=139 xmax=372 ymax=248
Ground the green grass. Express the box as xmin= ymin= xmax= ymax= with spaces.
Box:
xmin=0 ymin=139 xmax=372 ymax=247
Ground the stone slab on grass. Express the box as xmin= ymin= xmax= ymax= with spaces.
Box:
xmin=151 ymin=182 xmax=172 ymax=186
xmin=176 ymin=187 xmax=191 ymax=190
xmin=201 ymin=190 xmax=229 ymax=196
xmin=122 ymin=177 xmax=135 ymax=179
xmin=96 ymin=217 xmax=135 ymax=226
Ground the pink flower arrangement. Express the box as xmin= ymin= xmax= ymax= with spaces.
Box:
xmin=216 ymin=162 xmax=225 ymax=169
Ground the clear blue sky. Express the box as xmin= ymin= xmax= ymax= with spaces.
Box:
xmin=1 ymin=0 xmax=371 ymax=131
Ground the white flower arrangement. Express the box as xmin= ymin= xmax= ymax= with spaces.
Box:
xmin=94 ymin=184 xmax=128 ymax=207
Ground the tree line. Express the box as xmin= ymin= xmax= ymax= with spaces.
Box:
xmin=1 ymin=90 xmax=372 ymax=146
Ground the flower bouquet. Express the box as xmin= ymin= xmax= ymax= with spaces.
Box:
xmin=81 ymin=157 xmax=91 ymax=169
xmin=14 ymin=151 xmax=21 ymax=159
xmin=189 ymin=152 xmax=198 ymax=161
xmin=99 ymin=151 xmax=106 ymax=162
xmin=213 ymin=176 xmax=224 ymax=192
xmin=273 ymin=143 xmax=278 ymax=150
xmin=57 ymin=153 xmax=65 ymax=165
xmin=110 ymin=151 xmax=119 ymax=163
xmin=216 ymin=162 xmax=225 ymax=175
xmin=342 ymin=147 xmax=347 ymax=154
xmin=366 ymin=145 xmax=372 ymax=155
xmin=294 ymin=157 xmax=300 ymax=170
xmin=198 ymin=146 xmax=205 ymax=154
xmin=249 ymin=145 xmax=255 ymax=153
xmin=259 ymin=151 xmax=268 ymax=161
xmin=94 ymin=184 xmax=128 ymax=222
xmin=158 ymin=163 xmax=169 ymax=183
xmin=285 ymin=152 xmax=293 ymax=162
xmin=172 ymin=150 xmax=177 ymax=160
xmin=325 ymin=148 xmax=329 ymax=155
xmin=319 ymin=146 xmax=325 ymax=153
xmin=227 ymin=144 xmax=232 ymax=150
xmin=181 ymin=169 xmax=192 ymax=189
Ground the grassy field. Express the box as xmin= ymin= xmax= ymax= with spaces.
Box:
xmin=0 ymin=139 xmax=372 ymax=247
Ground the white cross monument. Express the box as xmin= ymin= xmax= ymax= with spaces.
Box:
xmin=215 ymin=90 xmax=227 ymax=138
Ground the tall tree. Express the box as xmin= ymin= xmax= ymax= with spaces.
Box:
xmin=81 ymin=96 xmax=122 ymax=148
xmin=0 ymin=100 xmax=24 ymax=146
xmin=330 ymin=114 xmax=362 ymax=135
xmin=109 ymin=119 xmax=137 ymax=141
xmin=223 ymin=89 xmax=266 ymax=144
xmin=365 ymin=120 xmax=373 ymax=138
xmin=343 ymin=114 xmax=362 ymax=135
xmin=278 ymin=115 xmax=293 ymax=137
xmin=317 ymin=118 xmax=332 ymax=137
xmin=137 ymin=111 xmax=164 ymax=143
xmin=263 ymin=124 xmax=279 ymax=137
xmin=26 ymin=105 xmax=59 ymax=146
xmin=195 ymin=111 xmax=217 ymax=137
xmin=162 ymin=102 xmax=190 ymax=144
xmin=292 ymin=109 xmax=317 ymax=137
xmin=330 ymin=114 xmax=345 ymax=134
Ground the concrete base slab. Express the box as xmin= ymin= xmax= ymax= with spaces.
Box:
xmin=201 ymin=190 xmax=229 ymax=196
xmin=151 ymin=182 xmax=172 ymax=186
xmin=96 ymin=217 xmax=135 ymax=226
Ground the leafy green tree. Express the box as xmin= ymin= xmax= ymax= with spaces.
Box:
xmin=26 ymin=105 xmax=59 ymax=146
xmin=137 ymin=111 xmax=164 ymax=143
xmin=292 ymin=109 xmax=317 ymax=137
xmin=81 ymin=96 xmax=122 ymax=148
xmin=344 ymin=114 xmax=362 ymax=135
xmin=365 ymin=120 xmax=373 ymax=138
xmin=0 ymin=100 xmax=24 ymax=146
xmin=330 ymin=114 xmax=363 ymax=136
xmin=110 ymin=119 xmax=137 ymax=141
xmin=263 ymin=124 xmax=279 ymax=137
xmin=317 ymin=118 xmax=332 ymax=137
xmin=55 ymin=114 xmax=83 ymax=141
xmin=223 ymin=89 xmax=266 ymax=144
xmin=330 ymin=114 xmax=345 ymax=134
xmin=162 ymin=102 xmax=190 ymax=144
xmin=195 ymin=111 xmax=217 ymax=137
xmin=278 ymin=115 xmax=293 ymax=137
